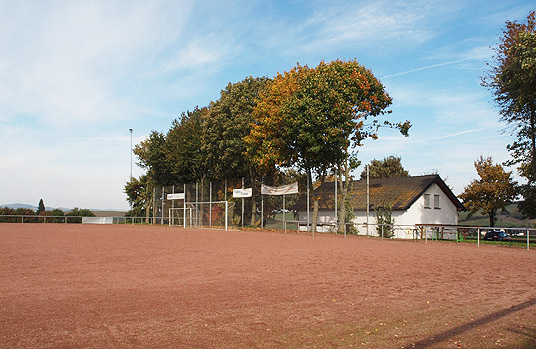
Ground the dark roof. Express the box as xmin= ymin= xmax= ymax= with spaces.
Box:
xmin=294 ymin=175 xmax=465 ymax=212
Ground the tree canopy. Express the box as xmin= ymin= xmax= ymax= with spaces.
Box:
xmin=127 ymin=60 xmax=410 ymax=230
xmin=134 ymin=130 xmax=172 ymax=186
xmin=166 ymin=107 xmax=209 ymax=184
xmin=205 ymin=76 xmax=271 ymax=180
xmin=360 ymin=156 xmax=409 ymax=179
xmin=482 ymin=11 xmax=536 ymax=217
xmin=247 ymin=60 xmax=410 ymax=230
xmin=458 ymin=156 xmax=517 ymax=227
xmin=37 ymin=199 xmax=45 ymax=215
xmin=248 ymin=60 xmax=409 ymax=177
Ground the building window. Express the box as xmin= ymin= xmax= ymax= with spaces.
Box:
xmin=434 ymin=195 xmax=440 ymax=209
xmin=424 ymin=194 xmax=431 ymax=209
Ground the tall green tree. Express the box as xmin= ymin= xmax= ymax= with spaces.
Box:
xmin=166 ymin=107 xmax=210 ymax=185
xmin=458 ymin=156 xmax=517 ymax=227
xmin=124 ymin=174 xmax=154 ymax=220
xmin=134 ymin=130 xmax=173 ymax=186
xmin=37 ymin=199 xmax=45 ymax=215
xmin=204 ymin=76 xmax=271 ymax=226
xmin=482 ymin=11 xmax=536 ymax=216
xmin=360 ymin=156 xmax=409 ymax=179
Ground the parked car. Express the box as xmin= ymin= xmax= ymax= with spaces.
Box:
xmin=483 ymin=230 xmax=512 ymax=241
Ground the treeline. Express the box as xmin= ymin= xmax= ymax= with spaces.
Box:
xmin=0 ymin=207 xmax=95 ymax=223
xmin=126 ymin=59 xmax=410 ymax=231
xmin=0 ymin=206 xmax=94 ymax=217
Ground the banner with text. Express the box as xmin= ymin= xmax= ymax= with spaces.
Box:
xmin=261 ymin=182 xmax=299 ymax=196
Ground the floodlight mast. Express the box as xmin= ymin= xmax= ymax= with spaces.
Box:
xmin=129 ymin=128 xmax=133 ymax=210
xmin=129 ymin=128 xmax=133 ymax=180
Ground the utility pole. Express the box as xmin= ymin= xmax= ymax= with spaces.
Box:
xmin=129 ymin=128 xmax=133 ymax=211
xmin=129 ymin=128 xmax=133 ymax=180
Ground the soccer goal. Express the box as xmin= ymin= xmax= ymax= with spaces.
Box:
xmin=169 ymin=206 xmax=195 ymax=228
xmin=169 ymin=201 xmax=230 ymax=230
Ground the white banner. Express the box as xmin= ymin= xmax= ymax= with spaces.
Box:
xmin=261 ymin=182 xmax=299 ymax=196
xmin=167 ymin=193 xmax=185 ymax=200
xmin=233 ymin=188 xmax=252 ymax=198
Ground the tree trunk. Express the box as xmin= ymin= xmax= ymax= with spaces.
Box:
xmin=312 ymin=199 xmax=319 ymax=233
xmin=530 ymin=107 xmax=536 ymax=182
xmin=311 ymin=176 xmax=326 ymax=234
xmin=489 ymin=209 xmax=496 ymax=227
xmin=338 ymin=159 xmax=350 ymax=232
xmin=145 ymin=188 xmax=151 ymax=224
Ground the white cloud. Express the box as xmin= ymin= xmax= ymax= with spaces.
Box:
xmin=0 ymin=124 xmax=142 ymax=209
xmin=154 ymin=37 xmax=236 ymax=75
xmin=298 ymin=0 xmax=469 ymax=52
xmin=0 ymin=1 xmax=194 ymax=127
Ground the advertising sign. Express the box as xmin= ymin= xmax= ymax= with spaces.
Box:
xmin=233 ymin=188 xmax=252 ymax=198
xmin=167 ymin=193 xmax=185 ymax=200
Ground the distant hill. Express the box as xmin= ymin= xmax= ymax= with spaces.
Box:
xmin=1 ymin=203 xmax=38 ymax=210
xmin=459 ymin=203 xmax=536 ymax=228
xmin=1 ymin=203 xmax=71 ymax=211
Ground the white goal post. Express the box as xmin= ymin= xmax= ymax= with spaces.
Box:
xmin=169 ymin=201 xmax=229 ymax=231
xmin=169 ymin=207 xmax=194 ymax=228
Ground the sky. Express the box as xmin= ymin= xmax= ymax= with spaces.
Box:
xmin=0 ymin=0 xmax=534 ymax=210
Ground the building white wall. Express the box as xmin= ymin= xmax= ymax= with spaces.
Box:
xmin=394 ymin=183 xmax=459 ymax=226
xmin=297 ymin=183 xmax=460 ymax=238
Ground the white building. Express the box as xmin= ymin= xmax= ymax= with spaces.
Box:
xmin=294 ymin=175 xmax=465 ymax=239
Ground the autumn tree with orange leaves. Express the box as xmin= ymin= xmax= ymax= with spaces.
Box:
xmin=247 ymin=60 xmax=410 ymax=232
xmin=458 ymin=156 xmax=517 ymax=227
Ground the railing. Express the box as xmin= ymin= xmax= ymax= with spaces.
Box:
xmin=1 ymin=215 xmax=534 ymax=250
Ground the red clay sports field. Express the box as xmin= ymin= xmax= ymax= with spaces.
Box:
xmin=1 ymin=223 xmax=535 ymax=348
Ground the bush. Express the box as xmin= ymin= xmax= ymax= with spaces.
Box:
xmin=66 ymin=208 xmax=95 ymax=217
xmin=374 ymin=204 xmax=394 ymax=238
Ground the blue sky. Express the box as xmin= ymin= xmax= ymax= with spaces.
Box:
xmin=0 ymin=0 xmax=533 ymax=210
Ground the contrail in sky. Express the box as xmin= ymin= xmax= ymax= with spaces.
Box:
xmin=381 ymin=55 xmax=488 ymax=79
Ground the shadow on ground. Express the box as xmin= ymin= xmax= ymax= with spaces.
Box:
xmin=407 ymin=298 xmax=536 ymax=348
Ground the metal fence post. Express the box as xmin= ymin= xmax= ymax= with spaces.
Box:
xmin=225 ymin=201 xmax=228 ymax=231
xmin=171 ymin=185 xmax=175 ymax=225
xmin=283 ymin=194 xmax=286 ymax=234
xmin=334 ymin=169 xmax=337 ymax=231
xmin=241 ymin=177 xmax=244 ymax=229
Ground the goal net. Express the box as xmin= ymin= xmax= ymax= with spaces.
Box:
xmin=169 ymin=207 xmax=194 ymax=227
xmin=169 ymin=201 xmax=231 ymax=230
